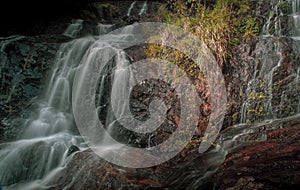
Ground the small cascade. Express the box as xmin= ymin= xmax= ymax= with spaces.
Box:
xmin=240 ymin=0 xmax=300 ymax=124
xmin=110 ymin=50 xmax=132 ymax=120
xmin=261 ymin=0 xmax=284 ymax=36
xmin=0 ymin=21 xmax=144 ymax=188
xmin=240 ymin=40 xmax=300 ymax=123
xmin=96 ymin=24 xmax=114 ymax=36
xmin=262 ymin=0 xmax=300 ymax=38
xmin=138 ymin=1 xmax=148 ymax=15
xmin=292 ymin=0 xmax=300 ymax=13
xmin=63 ymin=19 xmax=83 ymax=38
xmin=126 ymin=1 xmax=148 ymax=17
xmin=127 ymin=1 xmax=136 ymax=16
xmin=1 ymin=1 xmax=298 ymax=189
xmin=292 ymin=0 xmax=300 ymax=38
xmin=0 ymin=37 xmax=95 ymax=187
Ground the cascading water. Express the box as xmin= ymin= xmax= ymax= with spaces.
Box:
xmin=292 ymin=0 xmax=300 ymax=38
xmin=63 ymin=20 xmax=84 ymax=38
xmin=0 ymin=19 xmax=226 ymax=188
xmin=96 ymin=24 xmax=115 ymax=36
xmin=126 ymin=1 xmax=148 ymax=17
xmin=138 ymin=1 xmax=148 ymax=16
xmin=0 ymin=15 xmax=167 ymax=187
xmin=127 ymin=1 xmax=136 ymax=16
xmin=0 ymin=20 xmax=125 ymax=188
xmin=262 ymin=0 xmax=300 ymax=38
xmin=240 ymin=0 xmax=300 ymax=124
xmin=0 ymin=37 xmax=96 ymax=189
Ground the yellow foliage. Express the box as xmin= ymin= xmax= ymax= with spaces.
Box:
xmin=145 ymin=0 xmax=258 ymax=68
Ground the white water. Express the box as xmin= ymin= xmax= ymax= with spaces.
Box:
xmin=63 ymin=19 xmax=84 ymax=38
xmin=96 ymin=24 xmax=115 ymax=36
xmin=2 ymin=1 xmax=299 ymax=188
xmin=0 ymin=20 xmax=140 ymax=188
xmin=262 ymin=0 xmax=300 ymax=38
xmin=261 ymin=0 xmax=284 ymax=36
xmin=127 ymin=1 xmax=136 ymax=16
xmin=127 ymin=1 xmax=148 ymax=17
xmin=109 ymin=50 xmax=134 ymax=126
xmin=138 ymin=1 xmax=148 ymax=16
xmin=0 ymin=37 xmax=96 ymax=188
xmin=292 ymin=0 xmax=300 ymax=36
xmin=241 ymin=0 xmax=300 ymax=123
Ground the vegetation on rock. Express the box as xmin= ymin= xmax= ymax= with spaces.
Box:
xmin=145 ymin=0 xmax=260 ymax=67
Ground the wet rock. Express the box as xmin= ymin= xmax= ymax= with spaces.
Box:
xmin=47 ymin=143 xmax=224 ymax=190
xmin=214 ymin=117 xmax=300 ymax=190
xmin=224 ymin=32 xmax=300 ymax=125
xmin=48 ymin=149 xmax=164 ymax=190
xmin=222 ymin=39 xmax=257 ymax=128
xmin=67 ymin=145 xmax=80 ymax=157
xmin=225 ymin=177 xmax=264 ymax=190
xmin=0 ymin=34 xmax=70 ymax=140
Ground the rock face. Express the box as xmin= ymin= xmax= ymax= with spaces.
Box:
xmin=0 ymin=0 xmax=299 ymax=189
xmin=238 ymin=37 xmax=300 ymax=124
xmin=44 ymin=141 xmax=225 ymax=190
xmin=0 ymin=35 xmax=70 ymax=139
xmin=213 ymin=117 xmax=300 ymax=190
xmin=218 ymin=0 xmax=300 ymax=188
xmin=224 ymin=36 xmax=300 ymax=127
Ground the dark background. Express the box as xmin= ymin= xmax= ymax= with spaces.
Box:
xmin=0 ymin=0 xmax=94 ymax=36
xmin=0 ymin=0 xmax=163 ymax=36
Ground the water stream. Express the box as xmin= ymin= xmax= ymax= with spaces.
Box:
xmin=127 ymin=1 xmax=136 ymax=16
xmin=241 ymin=0 xmax=300 ymax=124
xmin=138 ymin=1 xmax=148 ymax=16
xmin=292 ymin=0 xmax=300 ymax=38
xmin=63 ymin=20 xmax=84 ymax=38
xmin=0 ymin=9 xmax=146 ymax=188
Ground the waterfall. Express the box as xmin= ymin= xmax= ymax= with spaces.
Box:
xmin=292 ymin=0 xmax=300 ymax=13
xmin=1 ymin=1 xmax=298 ymax=189
xmin=0 ymin=37 xmax=96 ymax=188
xmin=127 ymin=1 xmax=136 ymax=16
xmin=240 ymin=0 xmax=300 ymax=124
xmin=262 ymin=0 xmax=300 ymax=38
xmin=127 ymin=1 xmax=148 ymax=17
xmin=96 ymin=24 xmax=115 ymax=36
xmin=63 ymin=19 xmax=84 ymax=38
xmin=138 ymin=1 xmax=148 ymax=16
xmin=109 ymin=50 xmax=133 ymax=122
xmin=0 ymin=20 xmax=142 ymax=188
xmin=261 ymin=0 xmax=285 ymax=37
xmin=240 ymin=44 xmax=300 ymax=124
xmin=292 ymin=0 xmax=300 ymax=38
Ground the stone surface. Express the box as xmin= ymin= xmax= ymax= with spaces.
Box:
xmin=0 ymin=0 xmax=299 ymax=189
xmin=0 ymin=34 xmax=70 ymax=140
xmin=214 ymin=117 xmax=300 ymax=190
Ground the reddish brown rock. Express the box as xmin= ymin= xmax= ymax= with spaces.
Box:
xmin=213 ymin=118 xmax=300 ymax=190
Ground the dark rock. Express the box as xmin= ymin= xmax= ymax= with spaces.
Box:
xmin=46 ymin=144 xmax=223 ymax=190
xmin=67 ymin=145 xmax=80 ymax=156
xmin=0 ymin=34 xmax=69 ymax=140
